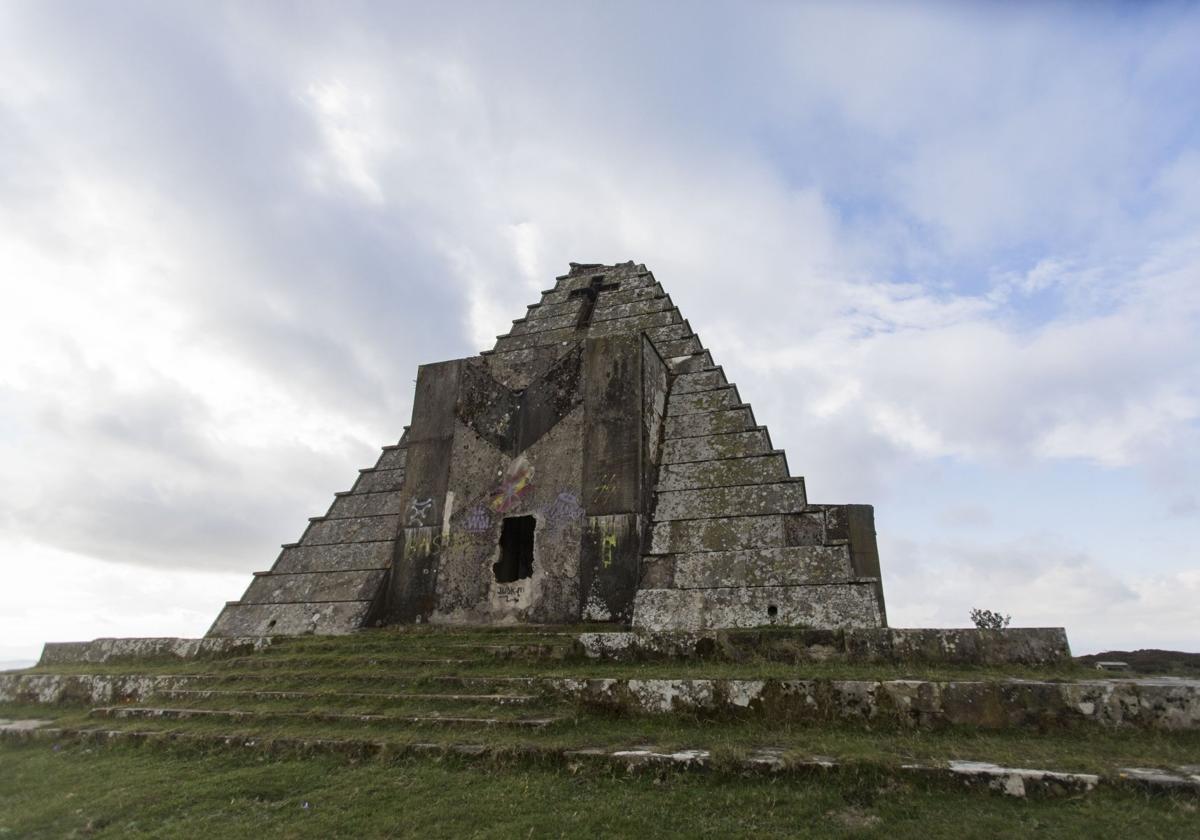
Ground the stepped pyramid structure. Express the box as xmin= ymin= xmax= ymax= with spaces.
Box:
xmin=209 ymin=262 xmax=887 ymax=637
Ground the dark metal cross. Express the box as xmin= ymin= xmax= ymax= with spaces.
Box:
xmin=569 ymin=275 xmax=621 ymax=329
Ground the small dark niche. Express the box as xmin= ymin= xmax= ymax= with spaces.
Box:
xmin=494 ymin=515 xmax=536 ymax=583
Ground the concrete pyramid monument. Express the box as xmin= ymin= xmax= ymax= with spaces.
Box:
xmin=209 ymin=262 xmax=887 ymax=637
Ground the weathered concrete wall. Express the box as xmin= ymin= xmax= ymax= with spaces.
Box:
xmin=544 ymin=675 xmax=1200 ymax=731
xmin=424 ymin=412 xmax=586 ymax=624
xmin=38 ymin=636 xmax=273 ymax=666
xmin=577 ymin=627 xmax=1073 ymax=666
xmin=632 ymin=584 xmax=883 ymax=632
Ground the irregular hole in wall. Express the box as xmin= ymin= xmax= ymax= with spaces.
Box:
xmin=767 ymin=604 xmax=778 ymax=620
xmin=266 ymin=619 xmax=277 ymax=630
xmin=494 ymin=515 xmax=536 ymax=583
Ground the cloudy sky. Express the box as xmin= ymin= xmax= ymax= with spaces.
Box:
xmin=2 ymin=1 xmax=1199 ymax=662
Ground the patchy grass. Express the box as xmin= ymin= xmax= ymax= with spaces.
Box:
xmin=2 ymin=740 xmax=1197 ymax=839
xmin=6 ymin=698 xmax=1200 ymax=775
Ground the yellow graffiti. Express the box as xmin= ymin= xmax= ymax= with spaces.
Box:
xmin=601 ymin=533 xmax=617 ymax=568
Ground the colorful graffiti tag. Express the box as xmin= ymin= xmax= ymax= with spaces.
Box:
xmin=543 ymin=491 xmax=585 ymax=531
xmin=488 ymin=457 xmax=535 ymax=514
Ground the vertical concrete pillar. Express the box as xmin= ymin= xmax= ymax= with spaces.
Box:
xmin=580 ymin=335 xmax=645 ymax=622
xmin=387 ymin=359 xmax=461 ymax=622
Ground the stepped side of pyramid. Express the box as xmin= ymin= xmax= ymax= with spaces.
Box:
xmin=207 ymin=433 xmax=408 ymax=637
xmin=208 ymin=261 xmax=886 ymax=636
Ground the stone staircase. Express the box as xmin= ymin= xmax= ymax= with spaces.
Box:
xmin=208 ymin=432 xmax=410 ymax=637
xmin=3 ymin=628 xmax=1199 ymax=799
xmin=632 ymin=336 xmax=887 ymax=632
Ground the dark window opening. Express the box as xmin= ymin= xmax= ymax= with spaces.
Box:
xmin=767 ymin=604 xmax=779 ymax=620
xmin=494 ymin=515 xmax=536 ymax=583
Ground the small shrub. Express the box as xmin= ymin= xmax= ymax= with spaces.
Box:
xmin=969 ymin=608 xmax=1011 ymax=630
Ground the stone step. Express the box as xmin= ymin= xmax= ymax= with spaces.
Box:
xmin=643 ymin=323 xmax=693 ymax=344
xmin=207 ymin=601 xmax=375 ymax=639
xmin=325 ymin=491 xmax=402 ymax=519
xmin=213 ymin=654 xmax=479 ymax=670
xmin=89 ymin=706 xmax=564 ymax=728
xmin=152 ymin=688 xmax=540 ymax=706
xmin=508 ymin=312 xmax=580 ymax=335
xmin=666 ymin=386 xmax=741 ymax=416
xmin=631 ymin=582 xmax=885 ymax=632
xmin=271 ymin=541 xmax=395 ymax=575
xmin=672 ymin=369 xmax=728 ymax=394
xmin=587 ymin=308 xmax=681 ymax=338
xmin=574 ymin=627 xmax=1074 ymax=667
xmin=656 ymin=454 xmax=788 ymax=491
xmin=648 ymin=546 xmax=855 ymax=589
xmin=667 ymin=350 xmax=714 ymax=374
xmin=649 ymin=515 xmax=789 ymax=554
xmin=654 ymin=481 xmax=806 ymax=520
xmin=0 ymin=673 xmax=553 ymax=705
xmin=661 ymin=429 xmax=771 ymax=464
xmin=351 ymin=467 xmax=406 ymax=494
xmin=665 ymin=407 xmax=755 ymax=439
xmin=21 ymin=724 xmax=1195 ymax=796
xmin=375 ymin=446 xmax=407 ymax=470
xmin=590 ymin=281 xmax=665 ymax=307
xmin=591 ymin=295 xmax=674 ymax=322
xmin=655 ymin=335 xmax=703 ymax=358
xmin=241 ymin=570 xmax=388 ymax=605
xmin=300 ymin=515 xmax=400 ymax=546
xmin=523 ymin=299 xmax=583 ymax=320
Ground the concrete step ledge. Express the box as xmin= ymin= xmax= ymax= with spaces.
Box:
xmin=88 ymin=706 xmax=564 ymax=728
xmin=575 ymin=626 xmax=1073 ymax=666
xmin=631 ymin=582 xmax=884 ymax=632
xmin=643 ymin=545 xmax=854 ymax=588
xmin=4 ymin=724 xmax=1194 ymax=798
xmin=662 ymin=429 xmax=772 ymax=464
xmin=654 ymin=481 xmax=807 ymax=520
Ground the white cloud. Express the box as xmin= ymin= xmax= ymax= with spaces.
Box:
xmin=0 ymin=1 xmax=1197 ymax=655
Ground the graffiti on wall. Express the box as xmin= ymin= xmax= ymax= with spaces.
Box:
xmin=487 ymin=457 xmax=535 ymax=514
xmin=593 ymin=472 xmax=618 ymax=503
xmin=601 ymin=532 xmax=618 ymax=568
xmin=462 ymin=503 xmax=492 ymax=534
xmin=407 ymin=497 xmax=434 ymax=527
xmin=543 ymin=491 xmax=585 ymax=532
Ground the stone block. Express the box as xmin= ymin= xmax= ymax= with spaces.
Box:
xmin=656 ymin=454 xmax=787 ymax=491
xmin=665 ymin=407 xmax=754 ymax=439
xmin=300 ymin=515 xmax=400 ymax=546
xmin=242 ymin=569 xmax=387 ymax=604
xmin=655 ymin=336 xmax=703 ymax=358
xmin=207 ymin=601 xmax=373 ymax=637
xmin=326 ymin=491 xmax=402 ymax=519
xmin=662 ymin=429 xmax=771 ymax=463
xmin=650 ymin=515 xmax=788 ymax=554
xmin=667 ymin=350 xmax=713 ymax=373
xmin=508 ymin=313 xmax=580 ymax=335
xmin=643 ymin=323 xmax=693 ymax=343
xmin=374 ymin=447 xmax=407 ymax=470
xmin=672 ymin=545 xmax=854 ymax=588
xmin=672 ymin=369 xmax=728 ymax=394
xmin=271 ymin=542 xmax=394 ymax=574
xmin=654 ymin=481 xmax=806 ymax=520
xmin=592 ymin=296 xmax=674 ymax=322
xmin=631 ymin=583 xmax=884 ymax=631
xmin=352 ymin=468 xmax=406 ymax=494
xmin=667 ymin=386 xmax=741 ymax=416
xmin=588 ymin=309 xmax=680 ymax=338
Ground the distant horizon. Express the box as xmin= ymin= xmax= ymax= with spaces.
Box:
xmin=2 ymin=2 xmax=1199 ymax=660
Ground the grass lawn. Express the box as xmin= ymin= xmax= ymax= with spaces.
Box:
xmin=2 ymin=740 xmax=1197 ymax=839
